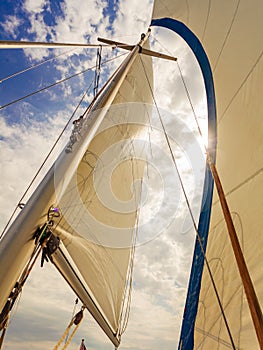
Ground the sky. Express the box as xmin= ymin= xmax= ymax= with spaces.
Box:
xmin=0 ymin=1 xmax=207 ymax=350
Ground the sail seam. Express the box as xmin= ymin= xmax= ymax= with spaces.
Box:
xmin=213 ymin=167 xmax=263 ymax=207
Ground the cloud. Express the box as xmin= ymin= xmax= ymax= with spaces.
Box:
xmin=0 ymin=105 xmax=71 ymax=227
xmin=0 ymin=15 xmax=23 ymax=37
xmin=24 ymin=0 xmax=50 ymax=14
xmin=0 ymin=1 xmax=208 ymax=350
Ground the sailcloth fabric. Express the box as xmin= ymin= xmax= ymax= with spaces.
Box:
xmin=53 ymin=47 xmax=153 ymax=337
xmin=151 ymin=1 xmax=263 ymax=349
xmin=0 ymin=39 xmax=153 ymax=346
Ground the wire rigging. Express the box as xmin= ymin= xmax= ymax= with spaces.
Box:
xmin=0 ymin=80 xmax=94 ymax=239
xmin=0 ymin=52 xmax=128 ymax=111
xmin=0 ymin=242 xmax=42 ymax=350
xmin=0 ymin=48 xmax=77 ymax=84
xmin=0 ymin=51 xmax=129 ymax=237
xmin=93 ymin=45 xmax=102 ymax=97
xmin=153 ymin=31 xmax=263 ymax=350
xmin=139 ymin=54 xmax=237 ymax=350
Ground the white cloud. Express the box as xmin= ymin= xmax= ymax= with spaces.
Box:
xmin=24 ymin=0 xmax=49 ymax=14
xmin=0 ymin=15 xmax=23 ymax=37
xmin=0 ymin=1 xmax=207 ymax=350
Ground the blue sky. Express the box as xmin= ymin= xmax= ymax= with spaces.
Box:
xmin=0 ymin=0 xmax=123 ymax=127
xmin=0 ymin=1 xmax=207 ymax=349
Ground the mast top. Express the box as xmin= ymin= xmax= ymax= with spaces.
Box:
xmin=97 ymin=31 xmax=177 ymax=62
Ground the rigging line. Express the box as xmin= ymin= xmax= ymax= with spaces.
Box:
xmin=93 ymin=45 xmax=102 ymax=97
xmin=120 ymin=179 xmax=142 ymax=336
xmin=0 ymin=52 xmax=127 ymax=111
xmin=197 ymin=279 xmax=244 ymax=349
xmin=177 ymin=58 xmax=263 ymax=348
xmin=65 ymin=298 xmax=78 ymax=344
xmin=139 ymin=56 xmax=237 ymax=350
xmin=61 ymin=311 xmax=84 ymax=350
xmin=1 ymin=52 xmax=127 ymax=238
xmin=118 ymin=136 xmax=145 ymax=334
xmin=176 ymin=61 xmax=206 ymax=152
xmin=195 ymin=327 xmax=233 ymax=349
xmin=150 ymin=34 xmax=174 ymax=57
xmin=0 ymin=243 xmax=42 ymax=349
xmin=0 ymin=48 xmax=77 ymax=84
xmin=0 ymin=81 xmax=93 ymax=239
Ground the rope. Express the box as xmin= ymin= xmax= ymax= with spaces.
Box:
xmin=53 ymin=308 xmax=84 ymax=350
xmin=139 ymin=55 xmax=237 ymax=349
xmin=61 ymin=321 xmax=82 ymax=350
xmin=93 ymin=45 xmax=102 ymax=97
xmin=151 ymin=34 xmax=207 ymax=151
xmin=119 ymin=163 xmax=143 ymax=335
xmin=53 ymin=323 xmax=72 ymax=350
xmin=0 ymin=314 xmax=9 ymax=350
xmin=65 ymin=298 xmax=78 ymax=344
xmin=0 ymin=243 xmax=42 ymax=349
xmin=176 ymin=62 xmax=206 ymax=151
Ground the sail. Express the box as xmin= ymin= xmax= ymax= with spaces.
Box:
xmin=151 ymin=1 xmax=263 ymax=349
xmin=0 ymin=34 xmax=153 ymax=347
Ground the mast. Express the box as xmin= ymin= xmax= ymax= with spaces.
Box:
xmin=0 ymin=30 xmax=151 ymax=346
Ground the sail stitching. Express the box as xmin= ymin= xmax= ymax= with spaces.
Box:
xmin=212 ymin=167 xmax=263 ymax=207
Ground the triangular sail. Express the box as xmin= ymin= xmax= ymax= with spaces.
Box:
xmin=0 ymin=34 xmax=153 ymax=347
xmin=151 ymin=1 xmax=263 ymax=349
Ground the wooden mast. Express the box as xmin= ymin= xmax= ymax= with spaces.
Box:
xmin=208 ymin=158 xmax=263 ymax=349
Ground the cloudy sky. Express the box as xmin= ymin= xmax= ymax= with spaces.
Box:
xmin=0 ymin=1 xmax=207 ymax=349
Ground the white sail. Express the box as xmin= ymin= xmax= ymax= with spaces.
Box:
xmin=152 ymin=1 xmax=263 ymax=349
xmin=0 ymin=33 xmax=153 ymax=347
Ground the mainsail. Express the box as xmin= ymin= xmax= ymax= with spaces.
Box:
xmin=0 ymin=32 xmax=153 ymax=347
xmin=152 ymin=1 xmax=263 ymax=349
